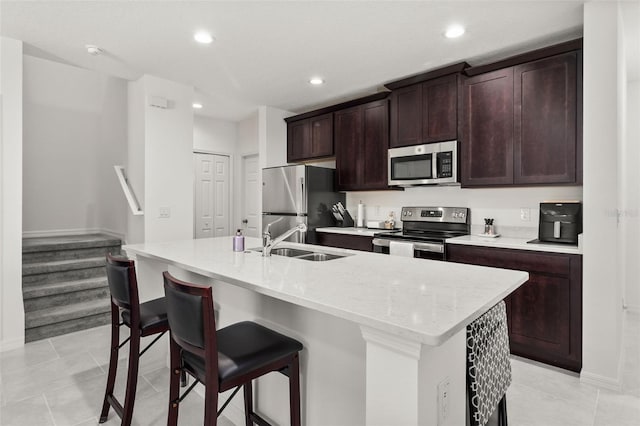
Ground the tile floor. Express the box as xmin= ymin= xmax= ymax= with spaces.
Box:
xmin=1 ymin=312 xmax=639 ymax=426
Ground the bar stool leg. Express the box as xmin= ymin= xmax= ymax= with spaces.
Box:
xmin=121 ymin=330 xmax=141 ymax=426
xmin=204 ymin=382 xmax=219 ymax=426
xmin=289 ymin=354 xmax=301 ymax=426
xmin=498 ymin=396 xmax=508 ymax=426
xmin=168 ymin=339 xmax=181 ymax=426
xmin=100 ymin=303 xmax=120 ymax=423
xmin=243 ymin=381 xmax=253 ymax=426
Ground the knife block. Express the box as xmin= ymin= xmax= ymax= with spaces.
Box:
xmin=337 ymin=210 xmax=355 ymax=227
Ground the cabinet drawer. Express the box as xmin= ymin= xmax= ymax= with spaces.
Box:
xmin=446 ymin=244 xmax=571 ymax=276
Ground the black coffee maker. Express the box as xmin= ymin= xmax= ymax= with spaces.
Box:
xmin=538 ymin=202 xmax=582 ymax=245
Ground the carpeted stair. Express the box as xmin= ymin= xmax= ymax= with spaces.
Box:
xmin=22 ymin=234 xmax=122 ymax=342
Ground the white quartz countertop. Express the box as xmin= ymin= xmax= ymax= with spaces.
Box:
xmin=315 ymin=227 xmax=388 ymax=237
xmin=446 ymin=235 xmax=582 ymax=255
xmin=123 ymin=236 xmax=528 ymax=346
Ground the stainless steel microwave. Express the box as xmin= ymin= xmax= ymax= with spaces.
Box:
xmin=388 ymin=141 xmax=458 ymax=186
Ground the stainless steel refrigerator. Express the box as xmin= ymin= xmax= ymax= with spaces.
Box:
xmin=262 ymin=165 xmax=345 ymax=244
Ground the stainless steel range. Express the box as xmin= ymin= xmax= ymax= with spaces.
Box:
xmin=372 ymin=207 xmax=470 ymax=260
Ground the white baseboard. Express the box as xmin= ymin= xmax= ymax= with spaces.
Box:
xmin=22 ymin=228 xmax=126 ymax=242
xmin=580 ymin=370 xmax=622 ymax=392
xmin=0 ymin=336 xmax=25 ymax=352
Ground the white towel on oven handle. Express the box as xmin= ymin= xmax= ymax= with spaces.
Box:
xmin=389 ymin=241 xmax=414 ymax=257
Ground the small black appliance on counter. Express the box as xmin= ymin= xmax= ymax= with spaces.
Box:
xmin=537 ymin=201 xmax=582 ymax=245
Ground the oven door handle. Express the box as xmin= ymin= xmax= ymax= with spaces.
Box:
xmin=413 ymin=242 xmax=444 ymax=253
xmin=372 ymin=238 xmax=390 ymax=247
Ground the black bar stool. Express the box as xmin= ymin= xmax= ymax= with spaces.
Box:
xmin=100 ymin=254 xmax=170 ymax=426
xmin=466 ymin=300 xmax=511 ymax=426
xmin=163 ymin=271 xmax=303 ymax=426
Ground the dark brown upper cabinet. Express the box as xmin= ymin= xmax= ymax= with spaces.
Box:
xmin=335 ymin=98 xmax=390 ymax=191
xmin=461 ymin=68 xmax=515 ymax=186
xmin=461 ymin=50 xmax=580 ymax=187
xmin=387 ymin=63 xmax=467 ymax=148
xmin=514 ymin=52 xmax=578 ymax=184
xmin=286 ymin=113 xmax=333 ymax=162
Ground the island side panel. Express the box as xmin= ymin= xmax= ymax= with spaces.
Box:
xmin=169 ymin=266 xmax=367 ymax=426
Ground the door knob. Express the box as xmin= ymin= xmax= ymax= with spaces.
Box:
xmin=242 ymin=219 xmax=248 ymax=224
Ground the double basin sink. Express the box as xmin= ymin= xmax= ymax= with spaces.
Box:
xmin=253 ymin=247 xmax=350 ymax=262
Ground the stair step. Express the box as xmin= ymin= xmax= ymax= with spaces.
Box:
xmin=23 ymin=278 xmax=111 ymax=312
xmin=22 ymin=257 xmax=106 ymax=276
xmin=22 ymin=245 xmax=121 ymax=264
xmin=22 ymin=234 xmax=121 ymax=254
xmin=25 ymin=298 xmax=111 ymax=329
xmin=23 ymin=277 xmax=109 ymax=299
xmin=25 ymin=312 xmax=111 ymax=342
xmin=22 ymin=264 xmax=107 ymax=286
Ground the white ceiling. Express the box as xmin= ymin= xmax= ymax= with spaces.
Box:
xmin=2 ymin=0 xmax=630 ymax=122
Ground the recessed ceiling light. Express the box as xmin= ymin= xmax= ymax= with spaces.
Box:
xmin=194 ymin=31 xmax=214 ymax=44
xmin=444 ymin=25 xmax=465 ymax=39
xmin=85 ymin=45 xmax=103 ymax=56
xmin=309 ymin=78 xmax=324 ymax=85
xmin=192 ymin=103 xmax=203 ymax=109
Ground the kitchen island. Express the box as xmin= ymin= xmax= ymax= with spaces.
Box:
xmin=124 ymin=236 xmax=528 ymax=426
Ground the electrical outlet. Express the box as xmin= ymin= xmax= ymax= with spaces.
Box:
xmin=437 ymin=377 xmax=450 ymax=425
xmin=520 ymin=208 xmax=531 ymax=222
xmin=158 ymin=207 xmax=171 ymax=218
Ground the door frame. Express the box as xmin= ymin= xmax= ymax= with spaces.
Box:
xmin=240 ymin=152 xmax=260 ymax=238
xmin=193 ymin=150 xmax=233 ymax=238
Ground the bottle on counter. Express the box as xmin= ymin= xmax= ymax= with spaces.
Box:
xmin=385 ymin=211 xmax=396 ymax=229
xmin=357 ymin=200 xmax=365 ymax=228
xmin=233 ymin=229 xmax=245 ymax=252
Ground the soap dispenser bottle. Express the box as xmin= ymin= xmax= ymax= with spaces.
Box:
xmin=233 ymin=229 xmax=245 ymax=252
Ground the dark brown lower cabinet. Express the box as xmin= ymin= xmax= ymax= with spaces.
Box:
xmin=446 ymin=244 xmax=582 ymax=372
xmin=316 ymin=232 xmax=373 ymax=252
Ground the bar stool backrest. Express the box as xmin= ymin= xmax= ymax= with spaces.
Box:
xmin=106 ymin=254 xmax=140 ymax=314
xmin=163 ymin=272 xmax=219 ymax=383
xmin=467 ymin=300 xmax=511 ymax=426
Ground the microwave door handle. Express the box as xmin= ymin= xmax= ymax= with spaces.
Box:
xmin=432 ymin=152 xmax=439 ymax=179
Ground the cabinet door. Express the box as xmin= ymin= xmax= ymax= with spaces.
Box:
xmin=514 ymin=53 xmax=577 ymax=184
xmin=461 ymin=68 xmax=514 ymax=186
xmin=422 ymin=74 xmax=458 ymax=143
xmin=360 ymin=99 xmax=389 ymax=190
xmin=446 ymin=244 xmax=582 ymax=372
xmin=309 ymin=113 xmax=334 ymax=158
xmin=335 ymin=106 xmax=362 ymax=190
xmin=287 ymin=120 xmax=309 ymax=162
xmin=508 ymin=274 xmax=571 ymax=362
xmin=390 ymin=85 xmax=422 ymax=148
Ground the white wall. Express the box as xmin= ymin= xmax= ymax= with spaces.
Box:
xmin=139 ymin=75 xmax=194 ymax=243
xmin=258 ymin=105 xmax=292 ymax=169
xmin=0 ymin=37 xmax=26 ymax=351
xmin=624 ymin=80 xmax=640 ymax=310
xmin=346 ymin=186 xmax=582 ymax=238
xmin=193 ymin=115 xmax=236 ymax=155
xmin=22 ymin=55 xmax=128 ymax=238
xmin=234 ymin=111 xmax=259 ymax=233
xmin=581 ymin=1 xmax=624 ymax=389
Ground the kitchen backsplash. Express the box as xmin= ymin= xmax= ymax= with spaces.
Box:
xmin=344 ymin=185 xmax=583 ymax=238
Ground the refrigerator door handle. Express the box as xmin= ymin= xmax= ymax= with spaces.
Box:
xmin=300 ymin=177 xmax=305 ymax=214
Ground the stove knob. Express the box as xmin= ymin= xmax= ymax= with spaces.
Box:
xmin=403 ymin=211 xmax=407 ymax=216
xmin=407 ymin=211 xmax=412 ymax=216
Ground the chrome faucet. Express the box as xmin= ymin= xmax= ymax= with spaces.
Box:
xmin=262 ymin=221 xmax=307 ymax=257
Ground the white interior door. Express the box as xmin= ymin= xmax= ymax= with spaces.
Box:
xmin=242 ymin=154 xmax=260 ymax=238
xmin=194 ymin=153 xmax=230 ymax=239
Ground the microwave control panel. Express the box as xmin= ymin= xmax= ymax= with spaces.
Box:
xmin=436 ymin=152 xmax=453 ymax=178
